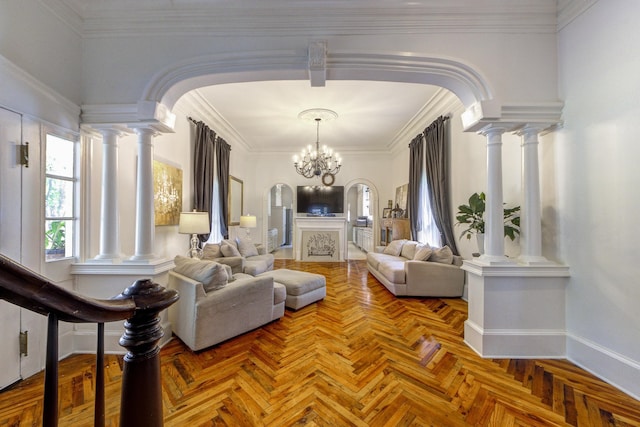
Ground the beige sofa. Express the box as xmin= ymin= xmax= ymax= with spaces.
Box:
xmin=366 ymin=240 xmax=464 ymax=297
xmin=168 ymin=256 xmax=285 ymax=351
xmin=202 ymin=238 xmax=274 ymax=276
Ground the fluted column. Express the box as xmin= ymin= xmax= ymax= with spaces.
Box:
xmin=129 ymin=127 xmax=156 ymax=262
xmin=518 ymin=126 xmax=550 ymax=264
xmin=479 ymin=126 xmax=512 ymax=265
xmin=94 ymin=127 xmax=122 ymax=262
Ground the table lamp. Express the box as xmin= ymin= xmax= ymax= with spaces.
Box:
xmin=239 ymin=214 xmax=257 ymax=239
xmin=178 ymin=211 xmax=210 ymax=258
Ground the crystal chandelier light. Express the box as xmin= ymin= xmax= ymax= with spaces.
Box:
xmin=293 ymin=109 xmax=341 ymax=185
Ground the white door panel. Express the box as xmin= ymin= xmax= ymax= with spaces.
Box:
xmin=0 ymin=107 xmax=23 ymax=389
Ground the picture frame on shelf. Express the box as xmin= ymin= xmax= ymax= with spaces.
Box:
xmin=382 ymin=208 xmax=392 ymax=218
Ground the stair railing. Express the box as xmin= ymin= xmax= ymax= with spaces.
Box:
xmin=0 ymin=254 xmax=178 ymax=427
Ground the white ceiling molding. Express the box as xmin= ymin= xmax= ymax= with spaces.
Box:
xmin=55 ymin=1 xmax=557 ymax=38
xmin=38 ymin=0 xmax=84 ymax=36
xmin=557 ymin=0 xmax=600 ymax=30
xmin=387 ymin=88 xmax=463 ymax=155
xmin=175 ymin=90 xmax=251 ymax=152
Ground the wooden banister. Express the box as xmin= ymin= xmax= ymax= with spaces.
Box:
xmin=0 ymin=254 xmax=179 ymax=426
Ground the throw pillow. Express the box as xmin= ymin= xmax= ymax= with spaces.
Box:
xmin=400 ymin=241 xmax=418 ymax=259
xmin=236 ymin=237 xmax=259 ymax=257
xmin=201 ymin=243 xmax=222 ymax=260
xmin=383 ymin=239 xmax=407 ymax=256
xmin=413 ymin=243 xmax=433 ymax=261
xmin=220 ymin=240 xmax=241 ymax=257
xmin=173 ymin=255 xmax=229 ymax=292
xmin=430 ymin=245 xmax=454 ymax=264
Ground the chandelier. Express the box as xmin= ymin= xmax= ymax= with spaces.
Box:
xmin=293 ymin=109 xmax=341 ymax=185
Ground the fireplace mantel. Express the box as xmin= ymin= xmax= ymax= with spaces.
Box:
xmin=293 ymin=216 xmax=347 ymax=261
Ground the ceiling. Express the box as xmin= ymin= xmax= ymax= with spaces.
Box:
xmin=52 ymin=0 xmax=587 ymax=154
xmin=191 ymin=81 xmax=443 ymax=154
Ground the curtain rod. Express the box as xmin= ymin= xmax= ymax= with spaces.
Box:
xmin=187 ymin=116 xmax=200 ymax=125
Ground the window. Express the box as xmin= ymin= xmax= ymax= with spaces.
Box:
xmin=45 ymin=133 xmax=77 ymax=261
xmin=417 ymin=164 xmax=442 ymax=248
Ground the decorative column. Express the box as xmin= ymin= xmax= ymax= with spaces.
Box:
xmin=479 ymin=126 xmax=512 ymax=265
xmin=129 ymin=127 xmax=156 ymax=262
xmin=94 ymin=128 xmax=123 ymax=262
xmin=518 ymin=126 xmax=551 ymax=264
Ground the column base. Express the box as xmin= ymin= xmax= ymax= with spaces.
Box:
xmin=126 ymin=254 xmax=158 ymax=264
xmin=517 ymin=255 xmax=555 ymax=266
xmin=476 ymin=254 xmax=515 ymax=265
xmin=92 ymin=254 xmax=124 ymax=264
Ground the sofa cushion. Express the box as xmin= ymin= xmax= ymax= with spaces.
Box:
xmin=367 ymin=252 xmax=403 ymax=270
xmin=221 ymin=240 xmax=241 ymax=257
xmin=237 ymin=237 xmax=259 ymax=257
xmin=400 ymin=241 xmax=418 ymax=260
xmin=430 ymin=245 xmax=454 ymax=264
xmin=383 ymin=239 xmax=406 ymax=256
xmin=202 ymin=243 xmax=222 ymax=260
xmin=378 ymin=260 xmax=406 ymax=284
xmin=413 ymin=243 xmax=433 ymax=261
xmin=173 ymin=255 xmax=229 ymax=292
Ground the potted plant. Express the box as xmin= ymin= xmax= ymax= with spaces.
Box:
xmin=45 ymin=220 xmax=66 ymax=259
xmin=455 ymin=192 xmax=520 ymax=253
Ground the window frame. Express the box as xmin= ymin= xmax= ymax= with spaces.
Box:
xmin=43 ymin=129 xmax=79 ymax=262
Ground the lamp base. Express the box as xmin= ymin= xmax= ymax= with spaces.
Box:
xmin=188 ymin=234 xmax=203 ymax=259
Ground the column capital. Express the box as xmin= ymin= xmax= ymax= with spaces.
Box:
xmin=478 ymin=124 xmax=508 ymax=138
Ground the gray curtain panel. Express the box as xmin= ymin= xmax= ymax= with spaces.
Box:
xmin=408 ymin=134 xmax=424 ymax=240
xmin=193 ymin=121 xmax=216 ymax=242
xmin=424 ymin=116 xmax=459 ymax=255
xmin=215 ymin=137 xmax=231 ymax=239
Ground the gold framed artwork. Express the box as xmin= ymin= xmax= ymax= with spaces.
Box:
xmin=395 ymin=183 xmax=408 ymax=214
xmin=228 ymin=175 xmax=243 ymax=226
xmin=153 ymin=159 xmax=183 ymax=226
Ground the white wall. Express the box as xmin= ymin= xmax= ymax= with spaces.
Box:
xmin=555 ymin=0 xmax=640 ymax=398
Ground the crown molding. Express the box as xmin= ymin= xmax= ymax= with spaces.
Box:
xmin=557 ymin=0 xmax=600 ymax=30
xmin=388 ymin=88 xmax=462 ymax=155
xmin=68 ymin=1 xmax=557 ymax=38
xmin=39 ymin=0 xmax=84 ymax=36
xmin=175 ymin=90 xmax=251 ymax=152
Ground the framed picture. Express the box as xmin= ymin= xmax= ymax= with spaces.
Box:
xmin=395 ymin=183 xmax=408 ymax=215
xmin=153 ymin=159 xmax=182 ymax=226
xmin=228 ymin=175 xmax=243 ymax=226
xmin=382 ymin=208 xmax=392 ymax=218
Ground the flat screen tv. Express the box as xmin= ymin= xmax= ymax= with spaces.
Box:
xmin=296 ymin=185 xmax=344 ymax=215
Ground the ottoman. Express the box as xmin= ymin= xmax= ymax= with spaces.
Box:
xmin=258 ymin=269 xmax=326 ymax=310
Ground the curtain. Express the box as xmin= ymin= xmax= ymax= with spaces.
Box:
xmin=407 ymin=134 xmax=424 ymax=240
xmin=424 ymin=116 xmax=459 ymax=254
xmin=215 ymin=137 xmax=231 ymax=238
xmin=193 ymin=121 xmax=216 ymax=242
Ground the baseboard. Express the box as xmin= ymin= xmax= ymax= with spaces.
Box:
xmin=567 ymin=334 xmax=640 ymax=401
xmin=464 ymin=320 xmax=566 ymax=358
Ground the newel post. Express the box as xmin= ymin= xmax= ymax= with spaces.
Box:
xmin=115 ymin=279 xmax=179 ymax=427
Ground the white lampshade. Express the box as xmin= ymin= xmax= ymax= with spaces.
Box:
xmin=178 ymin=212 xmax=210 ymax=234
xmin=239 ymin=215 xmax=257 ymax=228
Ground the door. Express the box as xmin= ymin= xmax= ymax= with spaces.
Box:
xmin=0 ymin=107 xmax=23 ymax=389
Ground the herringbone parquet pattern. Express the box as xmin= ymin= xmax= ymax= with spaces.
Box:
xmin=1 ymin=260 xmax=639 ymax=426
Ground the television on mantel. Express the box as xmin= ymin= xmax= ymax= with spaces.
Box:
xmin=296 ymin=185 xmax=344 ymax=215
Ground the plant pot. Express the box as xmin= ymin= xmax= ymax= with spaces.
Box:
xmin=476 ymin=233 xmax=485 ymax=254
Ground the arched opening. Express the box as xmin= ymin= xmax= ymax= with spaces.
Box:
xmin=344 ymin=179 xmax=379 ymax=260
xmin=264 ymin=183 xmax=294 ymax=259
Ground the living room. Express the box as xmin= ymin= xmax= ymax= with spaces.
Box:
xmin=0 ymin=0 xmax=639 ymax=418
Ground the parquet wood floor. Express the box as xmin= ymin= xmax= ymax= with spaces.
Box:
xmin=1 ymin=260 xmax=639 ymax=426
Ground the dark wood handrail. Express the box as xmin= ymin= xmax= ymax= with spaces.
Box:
xmin=0 ymin=254 xmax=179 ymax=426
xmin=0 ymin=254 xmax=136 ymax=322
